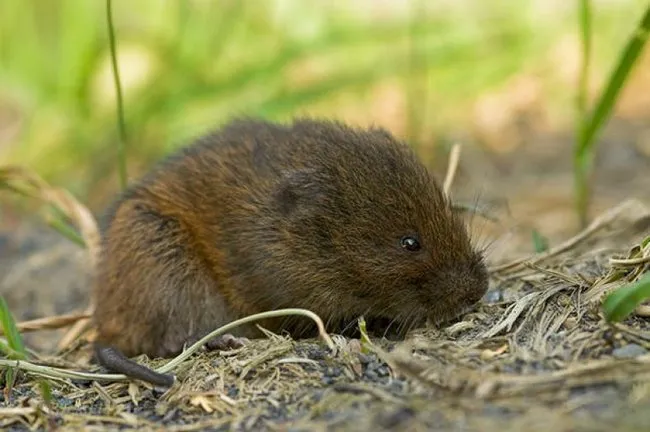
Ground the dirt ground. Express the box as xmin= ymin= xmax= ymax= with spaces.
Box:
xmin=0 ymin=114 xmax=649 ymax=431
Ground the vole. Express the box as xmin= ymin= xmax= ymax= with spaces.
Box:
xmin=92 ymin=117 xmax=489 ymax=387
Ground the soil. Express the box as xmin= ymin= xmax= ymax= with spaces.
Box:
xmin=0 ymin=115 xmax=649 ymax=431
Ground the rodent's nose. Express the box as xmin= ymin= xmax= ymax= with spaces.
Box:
xmin=452 ymin=263 xmax=489 ymax=304
xmin=468 ymin=266 xmax=490 ymax=303
xmin=469 ymin=278 xmax=489 ymax=303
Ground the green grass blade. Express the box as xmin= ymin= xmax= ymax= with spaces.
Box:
xmin=531 ymin=229 xmax=549 ymax=253
xmin=3 ymin=368 xmax=15 ymax=399
xmin=577 ymin=0 xmax=592 ymax=119
xmin=578 ymin=6 xmax=650 ymax=149
xmin=0 ymin=339 xmax=22 ymax=359
xmin=0 ymin=296 xmax=26 ymax=359
xmin=37 ymin=379 xmax=53 ymax=408
xmin=0 ymin=297 xmax=53 ymax=405
xmin=106 ymin=0 xmax=128 ymax=190
xmin=603 ymin=272 xmax=650 ymax=323
xmin=357 ymin=317 xmax=372 ymax=354
xmin=46 ymin=213 xmax=86 ymax=248
xmin=574 ymin=5 xmax=650 ymax=226
xmin=0 ymin=296 xmax=26 ymax=399
xmin=574 ymin=0 xmax=592 ymax=228
xmin=642 ymin=236 xmax=650 ymax=249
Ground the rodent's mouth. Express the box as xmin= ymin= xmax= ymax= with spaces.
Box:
xmin=426 ymin=299 xmax=483 ymax=328
xmin=363 ymin=302 xmax=480 ymax=336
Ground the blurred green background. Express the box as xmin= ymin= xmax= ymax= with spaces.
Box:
xmin=0 ymin=0 xmax=647 ymax=212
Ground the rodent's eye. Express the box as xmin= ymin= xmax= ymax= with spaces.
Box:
xmin=400 ymin=236 xmax=421 ymax=252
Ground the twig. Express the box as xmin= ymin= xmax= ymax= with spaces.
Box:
xmin=0 ymin=312 xmax=91 ymax=336
xmin=636 ymin=305 xmax=650 ymax=317
xmin=490 ymin=199 xmax=639 ymax=273
xmin=0 ymin=308 xmax=335 ymax=384
xmin=442 ymin=143 xmax=462 ymax=197
xmin=57 ymin=305 xmax=94 ymax=352
xmin=451 ymin=202 xmax=499 ymax=222
xmin=157 ymin=308 xmax=335 ymax=374
xmin=332 ymin=382 xmax=407 ymax=405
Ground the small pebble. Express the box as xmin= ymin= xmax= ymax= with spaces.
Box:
xmin=324 ymin=367 xmax=341 ymax=377
xmin=482 ymin=404 xmax=513 ymax=418
xmin=70 ymin=379 xmax=92 ymax=388
xmin=612 ymin=344 xmax=648 ymax=359
xmin=564 ymin=317 xmax=578 ymax=330
xmin=376 ymin=365 xmax=389 ymax=377
xmin=376 ymin=406 xmax=415 ymax=429
xmin=483 ymin=289 xmax=503 ymax=303
xmin=346 ymin=338 xmax=362 ymax=354
xmin=364 ymin=370 xmax=379 ymax=381
xmin=388 ymin=380 xmax=407 ymax=393
xmin=306 ymin=348 xmax=326 ymax=361
xmin=357 ymin=353 xmax=372 ymax=364
xmin=227 ymin=385 xmax=239 ymax=398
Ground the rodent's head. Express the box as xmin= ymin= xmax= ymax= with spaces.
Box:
xmin=267 ymin=119 xmax=488 ymax=332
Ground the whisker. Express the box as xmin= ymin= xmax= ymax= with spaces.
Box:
xmin=382 ymin=316 xmax=397 ymax=339
xmin=340 ymin=318 xmax=357 ymax=335
xmin=468 ymin=187 xmax=484 ymax=232
xmin=469 ymin=189 xmax=493 ymax=252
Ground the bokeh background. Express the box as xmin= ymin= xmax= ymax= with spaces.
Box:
xmin=1 ymin=0 xmax=649 ymax=252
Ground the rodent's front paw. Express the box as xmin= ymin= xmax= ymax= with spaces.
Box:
xmin=205 ymin=333 xmax=249 ymax=351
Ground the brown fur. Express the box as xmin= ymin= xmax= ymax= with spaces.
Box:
xmin=92 ymin=117 xmax=489 ymax=386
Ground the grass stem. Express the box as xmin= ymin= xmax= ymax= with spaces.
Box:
xmin=574 ymin=3 xmax=650 ymax=227
xmin=106 ymin=0 xmax=128 ymax=190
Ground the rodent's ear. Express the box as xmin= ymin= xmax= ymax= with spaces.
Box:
xmin=273 ymin=169 xmax=328 ymax=216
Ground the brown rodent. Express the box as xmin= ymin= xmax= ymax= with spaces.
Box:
xmin=92 ymin=117 xmax=489 ymax=387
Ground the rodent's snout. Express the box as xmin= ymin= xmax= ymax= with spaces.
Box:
xmin=463 ymin=261 xmax=490 ymax=304
xmin=467 ymin=272 xmax=489 ymax=304
xmin=436 ymin=260 xmax=490 ymax=307
xmin=414 ymin=262 xmax=489 ymax=325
